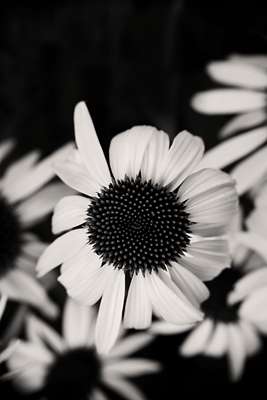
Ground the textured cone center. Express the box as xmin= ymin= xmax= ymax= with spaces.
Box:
xmin=0 ymin=194 xmax=22 ymax=277
xmin=44 ymin=348 xmax=101 ymax=400
xmin=86 ymin=175 xmax=192 ymax=276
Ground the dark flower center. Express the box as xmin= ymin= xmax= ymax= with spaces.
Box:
xmin=86 ymin=175 xmax=192 ymax=276
xmin=44 ymin=347 xmax=101 ymax=400
xmin=201 ymin=269 xmax=242 ymax=323
xmin=0 ymin=194 xmax=23 ymax=278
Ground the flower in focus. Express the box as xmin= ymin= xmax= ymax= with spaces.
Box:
xmin=0 ymin=140 xmax=74 ymax=317
xmin=4 ymin=297 xmax=161 ymax=400
xmin=191 ymin=54 xmax=267 ymax=196
xmin=36 ymin=101 xmax=238 ymax=353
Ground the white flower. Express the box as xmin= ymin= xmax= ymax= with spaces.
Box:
xmin=0 ymin=140 xmax=74 ymax=317
xmin=36 ymin=101 xmax=238 ymax=354
xmin=191 ymin=54 xmax=267 ymax=196
xmin=4 ymin=297 xmax=161 ymax=400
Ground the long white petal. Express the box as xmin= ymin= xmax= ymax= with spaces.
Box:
xmin=0 ymin=269 xmax=58 ymax=318
xmin=102 ymin=373 xmax=147 ymax=400
xmin=0 ymin=294 xmax=8 ymax=320
xmin=123 ymin=273 xmax=152 ymax=329
xmin=145 ymin=271 xmax=203 ymax=325
xmin=158 ymin=131 xmax=204 ymax=190
xmin=191 ymin=89 xmax=266 ymax=114
xmin=150 ymin=321 xmax=194 ymax=335
xmin=195 ymin=128 xmax=267 ymax=171
xmin=207 ymin=60 xmax=267 ymax=89
xmin=109 ymin=126 xmax=155 ymax=180
xmin=219 ymin=110 xmax=266 ymax=138
xmin=204 ymin=322 xmax=228 ymax=357
xmin=238 ymin=320 xmax=262 ymax=356
xmin=74 ymin=102 xmax=111 ymax=186
xmin=95 ymin=269 xmax=125 ymax=354
xmin=179 ymin=239 xmax=231 ymax=281
xmin=16 ymin=182 xmax=74 ymax=228
xmin=140 ymin=129 xmax=170 ymax=184
xmin=36 ymin=228 xmax=87 ymax=277
xmin=168 ymin=263 xmax=209 ymax=308
xmin=231 ymin=145 xmax=267 ymax=196
xmin=108 ymin=332 xmax=155 ymax=359
xmin=104 ymin=358 xmax=161 ymax=377
xmin=228 ymin=267 xmax=267 ymax=305
xmin=4 ymin=142 xmax=74 ymax=203
xmin=52 ymin=195 xmax=89 ymax=234
xmin=227 ymin=323 xmax=246 ymax=382
xmin=179 ymin=318 xmax=214 ymax=356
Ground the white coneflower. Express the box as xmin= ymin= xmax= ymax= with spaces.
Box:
xmin=191 ymin=54 xmax=267 ymax=196
xmin=0 ymin=140 xmax=74 ymax=317
xmin=36 ymin=101 xmax=238 ymax=354
xmin=4 ymin=297 xmax=161 ymax=400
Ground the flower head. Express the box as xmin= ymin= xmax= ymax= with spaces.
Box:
xmin=5 ymin=298 xmax=161 ymax=400
xmin=0 ymin=140 xmax=74 ymax=317
xmin=36 ymin=101 xmax=238 ymax=353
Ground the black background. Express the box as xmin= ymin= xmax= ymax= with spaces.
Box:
xmin=0 ymin=0 xmax=267 ymax=398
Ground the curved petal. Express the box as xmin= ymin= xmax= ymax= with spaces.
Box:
xmin=168 ymin=263 xmax=210 ymax=308
xmin=195 ymin=128 xmax=267 ymax=171
xmin=74 ymin=102 xmax=111 ymax=186
xmin=227 ymin=323 xmax=247 ymax=382
xmin=219 ymin=110 xmax=267 ymax=138
xmin=95 ymin=269 xmax=125 ymax=354
xmin=0 ymin=269 xmax=58 ymax=319
xmin=179 ymin=318 xmax=214 ymax=356
xmin=123 ymin=273 xmax=152 ymax=329
xmin=158 ymin=131 xmax=204 ymax=190
xmin=144 ymin=271 xmax=203 ymax=325
xmin=108 ymin=332 xmax=155 ymax=359
xmin=179 ymin=239 xmax=231 ymax=281
xmin=207 ymin=60 xmax=267 ymax=89
xmin=52 ymin=195 xmax=89 ymax=234
xmin=109 ymin=126 xmax=155 ymax=180
xmin=191 ymin=89 xmax=266 ymax=114
xmin=204 ymin=322 xmax=228 ymax=357
xmin=36 ymin=228 xmax=88 ymax=278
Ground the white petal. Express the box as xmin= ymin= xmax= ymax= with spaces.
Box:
xmin=204 ymin=322 xmax=228 ymax=357
xmin=140 ymin=129 xmax=170 ymax=184
xmin=219 ymin=110 xmax=267 ymax=138
xmin=108 ymin=332 xmax=155 ymax=359
xmin=4 ymin=142 xmax=74 ymax=203
xmin=109 ymin=126 xmax=155 ymax=180
xmin=62 ymin=297 xmax=96 ymax=348
xmin=104 ymin=358 xmax=161 ymax=377
xmin=239 ymin=286 xmax=267 ymax=326
xmin=150 ymin=321 xmax=194 ymax=335
xmin=195 ymin=127 xmax=267 ymax=171
xmin=63 ymin=264 xmax=113 ymax=306
xmin=191 ymin=89 xmax=266 ymax=114
xmin=123 ymin=273 xmax=152 ymax=329
xmin=36 ymin=228 xmax=87 ymax=277
xmin=238 ymin=320 xmax=262 ymax=356
xmin=227 ymin=323 xmax=246 ymax=382
xmin=158 ymin=130 xmax=204 ymax=190
xmin=0 ymin=294 xmax=8 ymax=320
xmin=4 ymin=363 xmax=48 ymax=394
xmin=207 ymin=60 xmax=267 ymax=89
xmin=102 ymin=373 xmax=147 ymax=400
xmin=54 ymin=158 xmax=101 ymax=196
xmin=0 ymin=269 xmax=58 ymax=319
xmin=231 ymin=145 xmax=267 ymax=196
xmin=16 ymin=182 xmax=74 ymax=228
xmin=26 ymin=314 xmax=65 ymax=353
xmin=228 ymin=267 xmax=267 ymax=305
xmin=0 ymin=340 xmax=21 ymax=363
xmin=7 ymin=340 xmax=54 ymax=368
xmin=246 ymin=206 xmax=267 ymax=239
xmin=145 ymin=271 xmax=203 ymax=325
xmin=95 ymin=269 xmax=125 ymax=354
xmin=229 ymin=53 xmax=267 ymax=69
xmin=0 ymin=139 xmax=15 ymax=162
xmin=74 ymin=102 xmax=111 ymax=186
xmin=168 ymin=263 xmax=209 ymax=308
xmin=21 ymin=234 xmax=47 ymax=259
xmin=179 ymin=318 xmax=214 ymax=356
xmin=234 ymin=232 xmax=267 ymax=264
xmin=52 ymin=195 xmax=88 ymax=234
xmin=179 ymin=239 xmax=231 ymax=281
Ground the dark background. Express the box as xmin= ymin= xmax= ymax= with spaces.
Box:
xmin=1 ymin=0 xmax=267 ymax=398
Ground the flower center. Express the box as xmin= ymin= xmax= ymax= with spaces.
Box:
xmin=0 ymin=194 xmax=23 ymax=278
xmin=201 ymin=269 xmax=242 ymax=323
xmin=86 ymin=175 xmax=192 ymax=276
xmin=44 ymin=348 xmax=101 ymax=400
